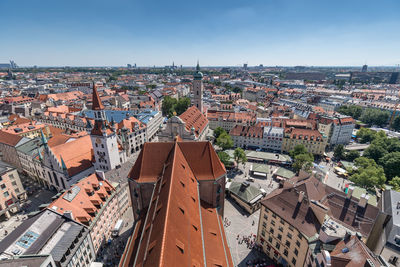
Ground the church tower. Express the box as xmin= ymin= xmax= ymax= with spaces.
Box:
xmin=192 ymin=61 xmax=203 ymax=112
xmin=90 ymin=83 xmax=121 ymax=172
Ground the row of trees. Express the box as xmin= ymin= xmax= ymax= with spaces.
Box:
xmin=161 ymin=96 xmax=191 ymax=118
xmin=214 ymin=127 xmax=247 ymax=169
xmin=334 ymin=128 xmax=400 ymax=191
xmin=337 ymin=105 xmax=393 ymax=128
xmin=333 ymin=145 xmax=360 ymax=162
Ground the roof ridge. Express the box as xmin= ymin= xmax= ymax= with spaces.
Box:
xmin=159 ymin=141 xmax=179 ymax=267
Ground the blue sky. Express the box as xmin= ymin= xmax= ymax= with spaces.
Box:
xmin=1 ymin=0 xmax=400 ymax=66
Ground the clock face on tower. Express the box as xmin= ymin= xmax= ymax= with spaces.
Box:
xmin=96 ymin=138 xmax=102 ymax=144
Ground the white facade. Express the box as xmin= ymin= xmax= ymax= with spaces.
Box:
xmin=262 ymin=127 xmax=284 ymax=152
xmin=91 ymin=133 xmax=121 ymax=172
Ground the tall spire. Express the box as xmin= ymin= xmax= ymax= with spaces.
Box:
xmin=40 ymin=130 xmax=48 ymax=146
xmin=92 ymin=82 xmax=104 ymax=110
xmin=196 ymin=60 xmax=200 ymax=72
xmin=60 ymin=156 xmax=68 ymax=171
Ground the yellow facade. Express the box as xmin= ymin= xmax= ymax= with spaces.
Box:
xmin=282 ymin=136 xmax=327 ymax=156
xmin=256 ymin=206 xmax=313 ymax=267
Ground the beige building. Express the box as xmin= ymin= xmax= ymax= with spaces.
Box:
xmin=158 ymin=106 xmax=209 ymax=142
xmin=0 ymin=161 xmax=26 ymax=219
xmin=48 ymin=173 xmax=120 ymax=254
xmin=256 ymin=175 xmax=381 ymax=267
xmin=282 ymin=128 xmax=327 ymax=156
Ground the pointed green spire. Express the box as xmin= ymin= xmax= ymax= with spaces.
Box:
xmin=40 ymin=130 xmax=48 ymax=146
xmin=37 ymin=148 xmax=43 ymax=161
xmin=60 ymin=156 xmax=67 ymax=171
xmin=196 ymin=60 xmax=200 ymax=71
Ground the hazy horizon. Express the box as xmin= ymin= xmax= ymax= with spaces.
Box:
xmin=1 ymin=0 xmax=400 ymax=67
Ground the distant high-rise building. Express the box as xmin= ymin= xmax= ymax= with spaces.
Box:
xmin=127 ymin=64 xmax=132 ymax=68
xmin=243 ymin=63 xmax=248 ymax=70
xmin=192 ymin=61 xmax=203 ymax=112
xmin=9 ymin=60 xmax=17 ymax=69
xmin=362 ymin=64 xmax=368 ymax=72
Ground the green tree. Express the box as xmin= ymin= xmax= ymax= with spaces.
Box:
xmin=350 ymin=165 xmax=386 ymax=190
xmin=354 ymin=157 xmax=378 ymax=169
xmin=161 ymin=96 xmax=178 ymax=117
xmin=345 ymin=150 xmax=360 ymax=162
xmin=392 ymin=116 xmax=400 ymax=131
xmin=214 ymin=127 xmax=225 ymax=139
xmin=360 ymin=108 xmax=390 ymax=127
xmin=289 ymin=144 xmax=309 ymax=158
xmin=216 ymin=132 xmax=233 ymax=150
xmin=389 ymin=177 xmax=400 ymax=191
xmin=233 ymin=148 xmax=247 ymax=169
xmin=379 ymin=152 xmax=400 ymax=180
xmin=217 ymin=151 xmax=231 ymax=167
xmin=363 ymin=144 xmax=388 ymax=162
xmin=337 ymin=105 xmax=363 ymax=119
xmin=334 ymin=144 xmax=345 ymax=160
xmin=350 ymin=157 xmax=386 ymax=190
xmin=174 ymin=97 xmax=191 ymax=115
xmin=292 ymin=153 xmax=314 ymax=173
xmin=356 ymin=128 xmax=377 ymax=143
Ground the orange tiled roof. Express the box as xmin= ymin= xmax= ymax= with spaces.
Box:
xmin=48 ymin=173 xmax=114 ymax=224
xmin=51 ymin=135 xmax=93 ymax=177
xmin=178 ymin=106 xmax=208 ymax=137
xmin=123 ymin=141 xmax=231 ymax=267
xmin=0 ymin=131 xmax=24 ymax=146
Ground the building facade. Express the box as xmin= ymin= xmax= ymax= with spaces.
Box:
xmin=282 ymin=128 xmax=327 ymax=156
xmin=48 ymin=173 xmax=119 ymax=254
xmin=0 ymin=209 xmax=95 ymax=267
xmin=158 ymin=106 xmax=209 ymax=142
xmin=0 ymin=161 xmax=26 ymax=218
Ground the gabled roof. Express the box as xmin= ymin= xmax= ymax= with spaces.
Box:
xmin=0 ymin=130 xmax=25 ymax=146
xmin=178 ymin=106 xmax=208 ymax=137
xmin=50 ymin=135 xmax=93 ymax=177
xmin=92 ymin=84 xmax=104 ymax=110
xmin=124 ymin=141 xmax=232 ymax=267
xmin=129 ymin=141 xmax=226 ymax=183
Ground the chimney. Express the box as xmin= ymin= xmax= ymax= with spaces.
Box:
xmin=358 ymin=193 xmax=369 ymax=208
xmin=95 ymin=170 xmax=106 ymax=180
xmin=63 ymin=211 xmax=74 ymax=220
xmin=298 ymin=191 xmax=305 ymax=203
xmin=347 ymin=186 xmax=354 ymax=199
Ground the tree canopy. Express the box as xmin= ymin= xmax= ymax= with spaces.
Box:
xmin=161 ymin=96 xmax=191 ymax=118
xmin=337 ymin=105 xmax=363 ymax=120
xmin=214 ymin=127 xmax=225 ymax=139
xmin=216 ymin=132 xmax=233 ymax=150
xmin=217 ymin=151 xmax=231 ymax=167
xmin=333 ymin=144 xmax=345 ymax=160
xmin=233 ymin=148 xmax=247 ymax=168
xmin=392 ymin=116 xmax=400 ymax=132
xmin=389 ymin=177 xmax=400 ymax=191
xmin=349 ymin=157 xmax=386 ymax=190
xmin=290 ymin=144 xmax=314 ymax=173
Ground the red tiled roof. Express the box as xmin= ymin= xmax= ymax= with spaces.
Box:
xmin=48 ymin=173 xmax=114 ymax=224
xmin=178 ymin=106 xmax=208 ymax=137
xmin=92 ymin=84 xmax=104 ymax=110
xmin=0 ymin=131 xmax=24 ymax=146
xmin=123 ymin=141 xmax=231 ymax=267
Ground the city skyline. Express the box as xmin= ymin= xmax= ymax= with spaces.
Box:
xmin=1 ymin=0 xmax=400 ymax=66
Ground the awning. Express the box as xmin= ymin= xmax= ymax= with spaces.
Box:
xmin=253 ymin=171 xmax=267 ymax=177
